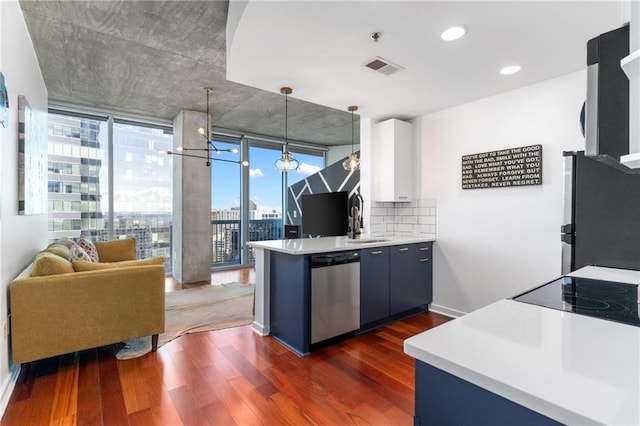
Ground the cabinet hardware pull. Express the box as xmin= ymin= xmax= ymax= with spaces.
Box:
xmin=371 ymin=250 xmax=383 ymax=255
xmin=419 ymin=258 xmax=430 ymax=262
xmin=419 ymin=247 xmax=429 ymax=251
xmin=398 ymin=247 xmax=409 ymax=252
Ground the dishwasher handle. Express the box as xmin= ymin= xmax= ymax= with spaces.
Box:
xmin=310 ymin=251 xmax=360 ymax=268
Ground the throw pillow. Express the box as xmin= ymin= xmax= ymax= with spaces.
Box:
xmin=32 ymin=252 xmax=74 ymax=276
xmin=44 ymin=242 xmax=71 ymax=260
xmin=53 ymin=237 xmax=75 ymax=248
xmin=77 ymin=237 xmax=99 ymax=262
xmin=69 ymin=244 xmax=92 ymax=263
xmin=72 ymin=257 xmax=164 ymax=272
xmin=93 ymin=238 xmax=136 ymax=262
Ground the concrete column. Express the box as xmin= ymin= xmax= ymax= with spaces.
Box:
xmin=172 ymin=110 xmax=212 ymax=283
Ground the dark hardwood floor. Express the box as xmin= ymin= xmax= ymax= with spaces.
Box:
xmin=1 ymin=268 xmax=451 ymax=426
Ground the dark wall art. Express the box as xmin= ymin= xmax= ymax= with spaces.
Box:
xmin=462 ymin=144 xmax=542 ymax=189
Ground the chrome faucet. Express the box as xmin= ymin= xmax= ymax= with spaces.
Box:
xmin=349 ymin=193 xmax=364 ymax=239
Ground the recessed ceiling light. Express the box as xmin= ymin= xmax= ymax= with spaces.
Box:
xmin=500 ymin=65 xmax=522 ymax=75
xmin=441 ymin=26 xmax=466 ymax=41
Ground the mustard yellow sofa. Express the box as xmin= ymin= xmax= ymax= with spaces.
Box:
xmin=10 ymin=238 xmax=165 ymax=365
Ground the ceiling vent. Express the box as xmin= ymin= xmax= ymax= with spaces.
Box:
xmin=364 ymin=56 xmax=404 ymax=76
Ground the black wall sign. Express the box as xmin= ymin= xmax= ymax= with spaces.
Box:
xmin=462 ymin=144 xmax=542 ymax=189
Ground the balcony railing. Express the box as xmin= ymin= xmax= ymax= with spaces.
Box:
xmin=211 ymin=219 xmax=283 ymax=267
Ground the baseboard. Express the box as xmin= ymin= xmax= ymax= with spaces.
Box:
xmin=429 ymin=303 xmax=466 ymax=318
xmin=251 ymin=321 xmax=270 ymax=337
xmin=271 ymin=335 xmax=309 ymax=357
xmin=0 ymin=365 xmax=20 ymax=420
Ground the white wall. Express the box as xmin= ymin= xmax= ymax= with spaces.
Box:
xmin=421 ymin=71 xmax=586 ymax=317
xmin=0 ymin=0 xmax=48 ymax=413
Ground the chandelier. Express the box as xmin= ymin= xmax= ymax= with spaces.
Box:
xmin=160 ymin=87 xmax=248 ymax=167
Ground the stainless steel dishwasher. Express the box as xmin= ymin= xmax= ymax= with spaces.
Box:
xmin=310 ymin=251 xmax=361 ymax=344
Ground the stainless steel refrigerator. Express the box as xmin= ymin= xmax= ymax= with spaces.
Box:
xmin=561 ymin=151 xmax=640 ymax=274
xmin=561 ymin=24 xmax=640 ymax=274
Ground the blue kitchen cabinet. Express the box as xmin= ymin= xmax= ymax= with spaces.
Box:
xmin=270 ymin=241 xmax=433 ymax=354
xmin=360 ymin=247 xmax=391 ymax=325
xmin=361 ymin=242 xmax=433 ymax=327
xmin=269 ymin=251 xmax=311 ymax=356
xmin=390 ymin=242 xmax=433 ymax=315
xmin=414 ymin=361 xmax=561 ymax=425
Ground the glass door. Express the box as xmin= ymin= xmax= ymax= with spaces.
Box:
xmin=248 ymin=144 xmax=286 ymax=262
xmin=210 ymin=140 xmax=242 ymax=267
xmin=210 ymin=138 xmax=326 ymax=268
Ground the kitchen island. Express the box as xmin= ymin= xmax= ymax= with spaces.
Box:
xmin=404 ymin=266 xmax=640 ymax=425
xmin=248 ymin=235 xmax=435 ymax=354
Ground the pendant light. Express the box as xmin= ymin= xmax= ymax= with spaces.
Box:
xmin=343 ymin=105 xmax=360 ymax=171
xmin=275 ymin=87 xmax=300 ymax=172
xmin=159 ymin=87 xmax=248 ymax=167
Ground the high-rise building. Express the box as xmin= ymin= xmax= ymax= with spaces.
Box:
xmin=47 ymin=113 xmax=173 ymax=269
xmin=48 ymin=114 xmax=105 ymax=241
xmin=210 ymin=201 xmax=283 ymax=265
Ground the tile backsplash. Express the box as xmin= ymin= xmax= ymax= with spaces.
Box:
xmin=368 ymin=198 xmax=436 ymax=238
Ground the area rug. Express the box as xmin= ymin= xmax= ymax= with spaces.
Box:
xmin=116 ymin=282 xmax=255 ymax=360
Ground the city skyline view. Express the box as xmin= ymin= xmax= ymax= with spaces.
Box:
xmin=47 ymin=111 xmax=329 ymax=269
xmin=211 ymin=141 xmax=323 ymax=213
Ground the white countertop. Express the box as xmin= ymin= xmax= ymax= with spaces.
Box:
xmin=247 ymin=235 xmax=436 ymax=255
xmin=404 ymin=266 xmax=640 ymax=425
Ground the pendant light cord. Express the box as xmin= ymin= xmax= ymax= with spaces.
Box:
xmin=275 ymin=87 xmax=296 ymax=172
xmin=285 ymin=90 xmax=288 ymax=151
xmin=343 ymin=105 xmax=359 ymax=171
xmin=351 ymin=109 xmax=354 ymax=152
xmin=206 ymin=88 xmax=210 ymax=158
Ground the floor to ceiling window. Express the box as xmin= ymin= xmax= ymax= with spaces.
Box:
xmin=47 ymin=110 xmax=173 ymax=271
xmin=247 ymin=144 xmax=324 ymax=226
xmin=48 ymin=112 xmax=109 ymax=241
xmin=246 ymin=144 xmax=288 ymax=264
xmin=210 ymin=139 xmax=242 ymax=267
xmin=210 ymin=139 xmax=325 ymax=268
xmin=48 ymin=109 xmax=325 ymax=273
xmin=285 ymin=149 xmax=324 ymax=186
xmin=112 ymin=121 xmax=173 ymax=264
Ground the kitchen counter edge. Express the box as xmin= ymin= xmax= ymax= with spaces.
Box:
xmin=247 ymin=235 xmax=436 ymax=255
xmin=403 ymin=265 xmax=640 ymax=426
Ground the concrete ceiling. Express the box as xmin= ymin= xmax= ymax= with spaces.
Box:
xmin=19 ymin=0 xmax=356 ymax=146
xmin=20 ymin=1 xmax=626 ymax=147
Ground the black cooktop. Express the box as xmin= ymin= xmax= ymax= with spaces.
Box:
xmin=513 ymin=276 xmax=640 ymax=327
